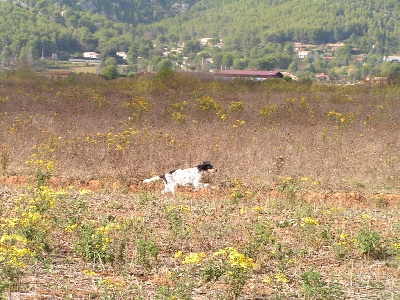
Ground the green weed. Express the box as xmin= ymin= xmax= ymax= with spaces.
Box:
xmin=73 ymin=218 xmax=129 ymax=265
xmin=357 ymin=227 xmax=387 ymax=259
xmin=136 ymin=238 xmax=159 ymax=270
xmin=301 ymin=269 xmax=343 ymax=300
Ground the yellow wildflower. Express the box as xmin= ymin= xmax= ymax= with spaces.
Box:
xmin=79 ymin=189 xmax=92 ymax=196
xmin=182 ymin=252 xmax=206 ymax=265
xmin=83 ymin=269 xmax=96 ymax=277
xmin=301 ymin=217 xmax=319 ymax=227
xmin=263 ymin=276 xmax=271 ymax=284
xmin=174 ymin=251 xmax=183 ymax=259
xmin=393 ymin=243 xmax=400 ymax=250
xmin=361 ymin=214 xmax=371 ymax=220
xmin=214 ymin=247 xmax=256 ymax=270
xmin=275 ymin=273 xmax=289 ymax=283
xmin=65 ymin=224 xmax=78 ymax=233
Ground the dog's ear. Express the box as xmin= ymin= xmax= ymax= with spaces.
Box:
xmin=198 ymin=161 xmax=212 ymax=171
xmin=201 ymin=161 xmax=215 ymax=171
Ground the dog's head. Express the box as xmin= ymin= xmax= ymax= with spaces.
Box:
xmin=197 ymin=161 xmax=217 ymax=174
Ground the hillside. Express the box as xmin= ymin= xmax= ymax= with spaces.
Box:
xmin=145 ymin=0 xmax=400 ymax=53
xmin=1 ymin=0 xmax=400 ymax=81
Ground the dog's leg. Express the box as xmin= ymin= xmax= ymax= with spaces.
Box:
xmin=169 ymin=182 xmax=177 ymax=194
xmin=161 ymin=182 xmax=177 ymax=194
xmin=161 ymin=181 xmax=169 ymax=194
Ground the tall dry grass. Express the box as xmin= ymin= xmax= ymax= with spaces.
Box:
xmin=0 ymin=70 xmax=399 ymax=192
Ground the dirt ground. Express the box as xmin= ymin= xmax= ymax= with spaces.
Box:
xmin=1 ymin=176 xmax=399 ymax=300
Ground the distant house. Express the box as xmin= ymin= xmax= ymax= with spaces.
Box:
xmin=206 ymin=58 xmax=213 ymax=64
xmin=298 ymin=51 xmax=309 ymax=59
xmin=385 ymin=56 xmax=400 ymax=62
xmin=328 ymin=43 xmax=344 ymax=51
xmin=116 ymin=52 xmax=128 ymax=60
xmin=355 ymin=57 xmax=364 ymax=63
xmin=368 ymin=76 xmax=389 ymax=85
xmin=182 ymin=57 xmax=189 ymax=65
xmin=293 ymin=42 xmax=303 ymax=51
xmin=214 ymin=70 xmax=284 ymax=80
xmin=83 ymin=52 xmax=100 ymax=59
xmin=163 ymin=48 xmax=184 ymax=57
xmin=199 ymin=38 xmax=214 ymax=45
xmin=315 ymin=73 xmax=329 ymax=81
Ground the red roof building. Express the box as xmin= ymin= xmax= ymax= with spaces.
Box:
xmin=214 ymin=70 xmax=284 ymax=79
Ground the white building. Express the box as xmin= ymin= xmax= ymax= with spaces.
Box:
xmin=298 ymin=51 xmax=309 ymax=59
xmin=83 ymin=52 xmax=100 ymax=59
xmin=116 ymin=52 xmax=128 ymax=60
xmin=199 ymin=38 xmax=214 ymax=45
xmin=385 ymin=56 xmax=400 ymax=62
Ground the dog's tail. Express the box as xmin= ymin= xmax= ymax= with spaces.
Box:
xmin=143 ymin=174 xmax=164 ymax=184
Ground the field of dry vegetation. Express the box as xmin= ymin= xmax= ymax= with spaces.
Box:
xmin=0 ymin=68 xmax=399 ymax=299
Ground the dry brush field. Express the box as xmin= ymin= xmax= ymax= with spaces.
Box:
xmin=0 ymin=69 xmax=399 ymax=299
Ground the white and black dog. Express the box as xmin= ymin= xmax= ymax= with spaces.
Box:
xmin=143 ymin=161 xmax=217 ymax=194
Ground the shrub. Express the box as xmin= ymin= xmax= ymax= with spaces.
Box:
xmin=101 ymin=65 xmax=120 ymax=80
xmin=357 ymin=227 xmax=387 ymax=259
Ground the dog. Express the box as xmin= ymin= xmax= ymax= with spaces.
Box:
xmin=143 ymin=161 xmax=217 ymax=194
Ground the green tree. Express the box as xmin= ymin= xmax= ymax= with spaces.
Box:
xmin=183 ymin=39 xmax=201 ymax=56
xmin=222 ymin=53 xmax=234 ymax=69
xmin=101 ymin=65 xmax=119 ymax=80
xmin=127 ymin=44 xmax=139 ymax=65
xmin=103 ymin=57 xmax=117 ymax=67
xmin=157 ymin=58 xmax=173 ymax=70
xmin=232 ymin=58 xmax=248 ymax=70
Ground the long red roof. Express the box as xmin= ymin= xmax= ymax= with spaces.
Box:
xmin=215 ymin=70 xmax=283 ymax=78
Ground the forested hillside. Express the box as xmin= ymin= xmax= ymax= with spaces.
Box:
xmin=1 ymin=0 xmax=400 ymax=81
xmin=148 ymin=0 xmax=400 ymax=54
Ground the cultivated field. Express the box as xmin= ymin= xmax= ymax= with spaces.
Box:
xmin=0 ymin=69 xmax=399 ymax=299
